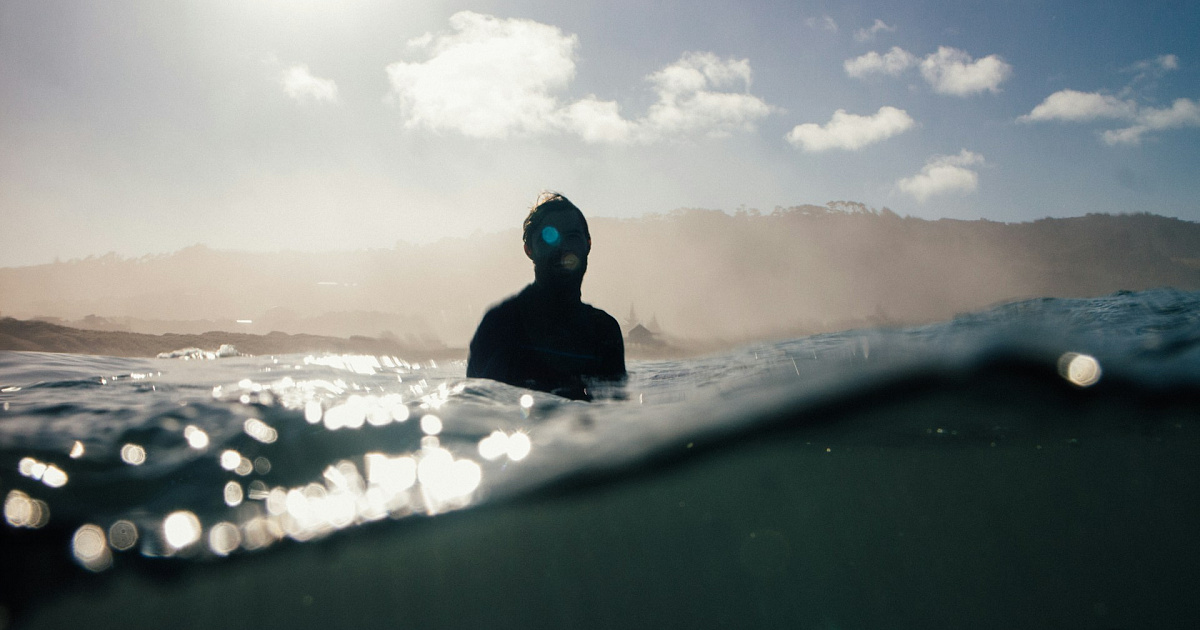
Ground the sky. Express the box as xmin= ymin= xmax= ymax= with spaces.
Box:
xmin=1 ymin=0 xmax=1198 ymax=267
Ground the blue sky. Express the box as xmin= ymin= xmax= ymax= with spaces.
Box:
xmin=1 ymin=0 xmax=1198 ymax=267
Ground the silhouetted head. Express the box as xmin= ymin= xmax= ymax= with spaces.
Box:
xmin=523 ymin=192 xmax=590 ymax=251
xmin=523 ymin=192 xmax=591 ymax=292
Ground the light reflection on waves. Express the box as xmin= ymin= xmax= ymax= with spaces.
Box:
xmin=5 ymin=286 xmax=1193 ymax=576
xmin=17 ymin=352 xmax=531 ymax=572
xmin=4 ymin=340 xmax=864 ymax=571
xmin=191 ymin=350 xmax=510 ymax=550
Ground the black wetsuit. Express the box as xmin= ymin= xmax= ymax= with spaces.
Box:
xmin=467 ymin=283 xmax=625 ymax=400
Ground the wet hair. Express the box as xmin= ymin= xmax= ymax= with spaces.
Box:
xmin=522 ymin=192 xmax=590 ymax=246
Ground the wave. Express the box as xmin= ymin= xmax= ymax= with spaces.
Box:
xmin=2 ymin=289 xmax=1200 ymax=627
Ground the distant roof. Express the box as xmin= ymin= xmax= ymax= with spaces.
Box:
xmin=627 ymin=323 xmax=659 ymax=345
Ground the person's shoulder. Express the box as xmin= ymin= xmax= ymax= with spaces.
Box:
xmin=581 ymin=302 xmax=621 ymax=331
xmin=482 ymin=288 xmax=529 ymax=318
xmin=473 ymin=293 xmax=524 ymax=341
xmin=470 ymin=289 xmax=528 ymax=356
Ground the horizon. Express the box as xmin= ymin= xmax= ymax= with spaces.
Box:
xmin=5 ymin=209 xmax=1199 ymax=349
xmin=3 ymin=204 xmax=1196 ymax=270
xmin=2 ymin=1 xmax=1199 ymax=268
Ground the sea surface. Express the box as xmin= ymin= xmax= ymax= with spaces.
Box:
xmin=2 ymin=288 xmax=1200 ymax=629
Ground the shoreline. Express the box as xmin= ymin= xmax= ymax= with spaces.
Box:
xmin=0 ymin=317 xmax=463 ymax=361
xmin=0 ymin=317 xmax=708 ymax=361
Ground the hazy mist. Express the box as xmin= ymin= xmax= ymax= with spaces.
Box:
xmin=4 ymin=204 xmax=1199 ymax=351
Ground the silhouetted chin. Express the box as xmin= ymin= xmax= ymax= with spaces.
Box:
xmin=533 ymin=258 xmax=587 ymax=301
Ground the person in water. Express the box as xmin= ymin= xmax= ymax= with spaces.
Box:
xmin=467 ymin=192 xmax=626 ymax=400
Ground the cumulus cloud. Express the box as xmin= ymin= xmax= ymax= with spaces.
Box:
xmin=854 ymin=19 xmax=896 ymax=42
xmin=640 ymin=52 xmax=774 ymax=139
xmin=786 ymin=106 xmax=914 ymax=152
xmin=384 ymin=12 xmax=773 ymax=143
xmin=281 ymin=65 xmax=339 ymax=103
xmin=805 ymin=15 xmax=838 ymax=32
xmin=919 ymin=46 xmax=1012 ymax=96
xmin=897 ymin=150 xmax=984 ymax=202
xmin=844 ymin=46 xmax=1010 ymax=95
xmin=1021 ymin=80 xmax=1199 ymax=145
xmin=1102 ymin=98 xmax=1200 ymax=145
xmin=844 ymin=47 xmax=917 ymax=78
xmin=1019 ymin=89 xmax=1137 ymax=122
xmin=385 ymin=12 xmax=576 ymax=138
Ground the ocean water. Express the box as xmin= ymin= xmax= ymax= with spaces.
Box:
xmin=2 ymin=288 xmax=1200 ymax=629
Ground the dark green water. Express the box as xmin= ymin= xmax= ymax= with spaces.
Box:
xmin=20 ymin=384 xmax=1199 ymax=630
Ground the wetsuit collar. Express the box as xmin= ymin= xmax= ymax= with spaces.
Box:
xmin=525 ymin=278 xmax=581 ymax=311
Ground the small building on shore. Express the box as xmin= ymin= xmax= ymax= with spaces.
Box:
xmin=623 ymin=306 xmax=667 ymax=350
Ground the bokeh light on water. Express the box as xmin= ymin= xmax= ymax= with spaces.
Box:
xmin=5 ymin=490 xmax=49 ymax=529
xmin=477 ymin=430 xmax=532 ymax=462
xmin=243 ymin=418 xmax=278 ymax=443
xmin=120 ymin=443 xmax=146 ymax=466
xmin=1058 ymin=352 xmax=1102 ymax=387
xmin=0 ymin=352 xmax=528 ymax=572
xmin=224 ymin=481 xmax=244 ymax=506
xmin=108 ymin=520 xmax=138 ymax=551
xmin=208 ymin=522 xmax=241 ymax=556
xmin=420 ymin=414 xmax=443 ymax=435
xmin=18 ymin=457 xmax=68 ymax=488
xmin=72 ymin=524 xmax=111 ymax=572
xmin=196 ymin=355 xmax=501 ymax=549
xmin=3 ymin=343 xmax=860 ymax=573
xmin=163 ymin=511 xmax=202 ymax=550
xmin=184 ymin=425 xmax=209 ymax=449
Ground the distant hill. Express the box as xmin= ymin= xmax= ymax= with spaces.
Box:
xmin=2 ymin=205 xmax=1199 ymax=347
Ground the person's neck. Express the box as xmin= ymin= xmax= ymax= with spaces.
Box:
xmin=529 ymin=274 xmax=582 ymax=307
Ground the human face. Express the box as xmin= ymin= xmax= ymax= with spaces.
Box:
xmin=526 ymin=210 xmax=590 ymax=277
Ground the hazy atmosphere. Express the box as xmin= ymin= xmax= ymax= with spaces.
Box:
xmin=2 ymin=0 xmax=1199 ymax=269
xmin=5 ymin=209 xmax=1200 ymax=351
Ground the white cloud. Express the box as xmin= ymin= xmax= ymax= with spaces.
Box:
xmin=1021 ymin=87 xmax=1199 ymax=145
xmin=844 ymin=47 xmax=917 ymax=78
xmin=385 ymin=11 xmax=576 ymax=138
xmin=1019 ymin=89 xmax=1137 ymax=122
xmin=640 ymin=52 xmax=774 ymax=139
xmin=844 ymin=45 xmax=1011 ymax=96
xmin=919 ymin=46 xmax=1012 ymax=96
xmin=281 ymin=65 xmax=339 ymax=103
xmin=384 ymin=13 xmax=773 ymax=143
xmin=854 ymin=19 xmax=896 ymax=42
xmin=805 ymin=15 xmax=838 ymax=32
xmin=786 ymin=106 xmax=914 ymax=152
xmin=897 ymin=150 xmax=984 ymax=202
xmin=1102 ymin=98 xmax=1200 ymax=145
xmin=559 ymin=97 xmax=635 ymax=144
